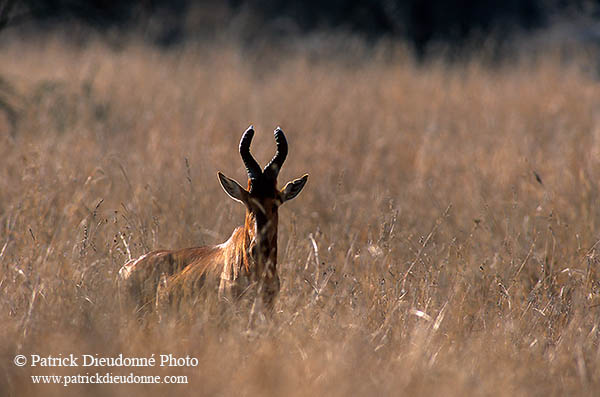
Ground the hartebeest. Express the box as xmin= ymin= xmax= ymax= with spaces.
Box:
xmin=118 ymin=126 xmax=308 ymax=313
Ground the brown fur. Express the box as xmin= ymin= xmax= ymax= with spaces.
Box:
xmin=118 ymin=214 xmax=260 ymax=313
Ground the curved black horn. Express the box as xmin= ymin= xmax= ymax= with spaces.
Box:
xmin=264 ymin=126 xmax=288 ymax=179
xmin=239 ymin=125 xmax=262 ymax=180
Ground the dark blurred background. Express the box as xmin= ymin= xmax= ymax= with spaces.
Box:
xmin=1 ymin=0 xmax=600 ymax=55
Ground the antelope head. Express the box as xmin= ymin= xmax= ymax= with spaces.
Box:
xmin=217 ymin=126 xmax=308 ymax=307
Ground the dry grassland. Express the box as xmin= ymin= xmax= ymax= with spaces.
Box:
xmin=1 ymin=36 xmax=600 ymax=396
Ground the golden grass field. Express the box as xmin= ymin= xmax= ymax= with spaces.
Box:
xmin=1 ymin=35 xmax=600 ymax=396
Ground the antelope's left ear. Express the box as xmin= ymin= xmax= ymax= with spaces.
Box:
xmin=280 ymin=174 xmax=308 ymax=203
xmin=218 ymin=172 xmax=249 ymax=205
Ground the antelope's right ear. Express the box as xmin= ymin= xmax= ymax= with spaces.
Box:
xmin=218 ymin=172 xmax=249 ymax=204
xmin=280 ymin=174 xmax=308 ymax=203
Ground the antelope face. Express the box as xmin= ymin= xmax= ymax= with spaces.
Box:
xmin=218 ymin=126 xmax=308 ymax=305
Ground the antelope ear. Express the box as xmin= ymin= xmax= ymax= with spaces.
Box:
xmin=280 ymin=174 xmax=308 ymax=203
xmin=218 ymin=172 xmax=248 ymax=204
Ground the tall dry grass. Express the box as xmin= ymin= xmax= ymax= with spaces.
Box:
xmin=1 ymin=35 xmax=600 ymax=396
